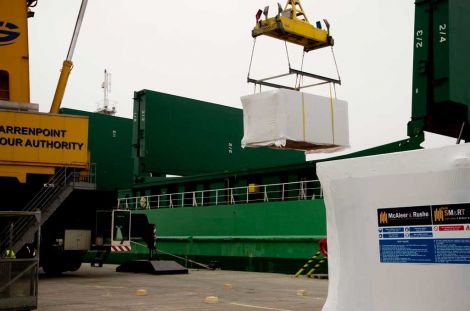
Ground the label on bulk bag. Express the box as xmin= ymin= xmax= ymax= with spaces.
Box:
xmin=377 ymin=203 xmax=470 ymax=264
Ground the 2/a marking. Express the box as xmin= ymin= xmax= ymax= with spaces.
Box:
xmin=439 ymin=24 xmax=447 ymax=43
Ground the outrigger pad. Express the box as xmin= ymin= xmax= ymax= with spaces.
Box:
xmin=116 ymin=260 xmax=188 ymax=275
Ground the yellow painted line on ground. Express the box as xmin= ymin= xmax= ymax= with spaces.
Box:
xmin=229 ymin=302 xmax=294 ymax=311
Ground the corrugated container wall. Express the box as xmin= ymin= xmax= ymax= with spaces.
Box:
xmin=133 ymin=90 xmax=304 ymax=179
xmin=61 ymin=108 xmax=133 ymax=191
xmin=410 ymin=0 xmax=470 ymax=138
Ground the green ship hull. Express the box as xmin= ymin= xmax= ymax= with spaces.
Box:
xmin=65 ymin=91 xmax=423 ymax=274
xmin=93 ymin=199 xmax=327 ymax=274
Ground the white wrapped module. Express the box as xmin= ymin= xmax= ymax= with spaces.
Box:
xmin=317 ymin=144 xmax=470 ymax=311
xmin=241 ymin=89 xmax=349 ymax=153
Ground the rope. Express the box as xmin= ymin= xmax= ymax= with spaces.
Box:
xmin=329 ymin=83 xmax=335 ymax=144
xmin=302 ymin=93 xmax=306 ymax=141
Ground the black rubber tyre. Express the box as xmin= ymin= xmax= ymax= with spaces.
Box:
xmin=66 ymin=260 xmax=82 ymax=272
xmin=42 ymin=262 xmax=63 ymax=276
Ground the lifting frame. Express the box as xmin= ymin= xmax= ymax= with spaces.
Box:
xmin=247 ymin=0 xmax=341 ymax=91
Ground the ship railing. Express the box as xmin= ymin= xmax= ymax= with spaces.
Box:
xmin=118 ymin=180 xmax=323 ymax=210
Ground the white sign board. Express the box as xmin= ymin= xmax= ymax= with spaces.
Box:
xmin=317 ymin=144 xmax=470 ymax=311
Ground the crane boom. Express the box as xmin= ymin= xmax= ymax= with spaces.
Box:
xmin=49 ymin=0 xmax=88 ymax=114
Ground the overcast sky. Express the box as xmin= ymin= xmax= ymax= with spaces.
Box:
xmin=28 ymin=0 xmax=455 ymax=158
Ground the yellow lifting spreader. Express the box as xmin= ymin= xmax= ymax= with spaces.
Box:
xmin=247 ymin=0 xmax=341 ymax=91
xmin=252 ymin=0 xmax=333 ymax=52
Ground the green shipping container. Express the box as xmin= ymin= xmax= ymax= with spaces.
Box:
xmin=432 ymin=0 xmax=470 ymax=106
xmin=133 ymin=90 xmax=304 ymax=179
xmin=409 ymin=0 xmax=470 ymax=138
xmin=61 ymin=108 xmax=134 ymax=191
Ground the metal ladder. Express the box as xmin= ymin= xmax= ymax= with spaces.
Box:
xmin=0 ymin=166 xmax=96 ymax=254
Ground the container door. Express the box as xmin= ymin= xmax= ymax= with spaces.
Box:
xmin=111 ymin=210 xmax=131 ymax=252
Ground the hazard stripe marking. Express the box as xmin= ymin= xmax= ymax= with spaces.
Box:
xmin=111 ymin=245 xmax=131 ymax=252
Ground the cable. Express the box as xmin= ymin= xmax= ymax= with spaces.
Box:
xmin=284 ymin=41 xmax=291 ymax=69
xmin=456 ymin=122 xmax=466 ymax=144
xmin=247 ymin=38 xmax=257 ymax=79
xmin=296 ymin=51 xmax=306 ymax=89
xmin=331 ymin=46 xmax=341 ymax=83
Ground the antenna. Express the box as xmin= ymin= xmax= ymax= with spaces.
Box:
xmin=96 ymin=69 xmax=116 ymax=115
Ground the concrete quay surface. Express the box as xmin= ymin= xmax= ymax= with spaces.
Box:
xmin=38 ymin=265 xmax=328 ymax=311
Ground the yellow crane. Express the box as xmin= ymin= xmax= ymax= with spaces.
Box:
xmin=0 ymin=0 xmax=89 ymax=182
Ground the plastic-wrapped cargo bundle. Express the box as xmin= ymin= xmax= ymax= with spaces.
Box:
xmin=317 ymin=144 xmax=470 ymax=311
xmin=241 ymin=89 xmax=349 ymax=153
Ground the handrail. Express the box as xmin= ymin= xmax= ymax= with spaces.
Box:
xmin=0 ymin=165 xmax=96 ymax=253
xmin=0 ymin=211 xmax=40 ymax=255
xmin=0 ymin=211 xmax=40 ymax=309
xmin=0 ymin=168 xmax=69 ymax=250
xmin=118 ymin=179 xmax=323 ymax=210
xmin=22 ymin=167 xmax=67 ymax=212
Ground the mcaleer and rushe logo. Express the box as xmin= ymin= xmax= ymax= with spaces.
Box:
xmin=377 ymin=206 xmax=432 ymax=227
xmin=0 ymin=21 xmax=20 ymax=46
xmin=379 ymin=211 xmax=388 ymax=225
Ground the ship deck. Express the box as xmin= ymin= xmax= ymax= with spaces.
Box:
xmin=39 ymin=265 xmax=328 ymax=310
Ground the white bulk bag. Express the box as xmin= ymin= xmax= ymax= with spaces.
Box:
xmin=241 ymin=89 xmax=349 ymax=153
xmin=317 ymin=144 xmax=470 ymax=311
